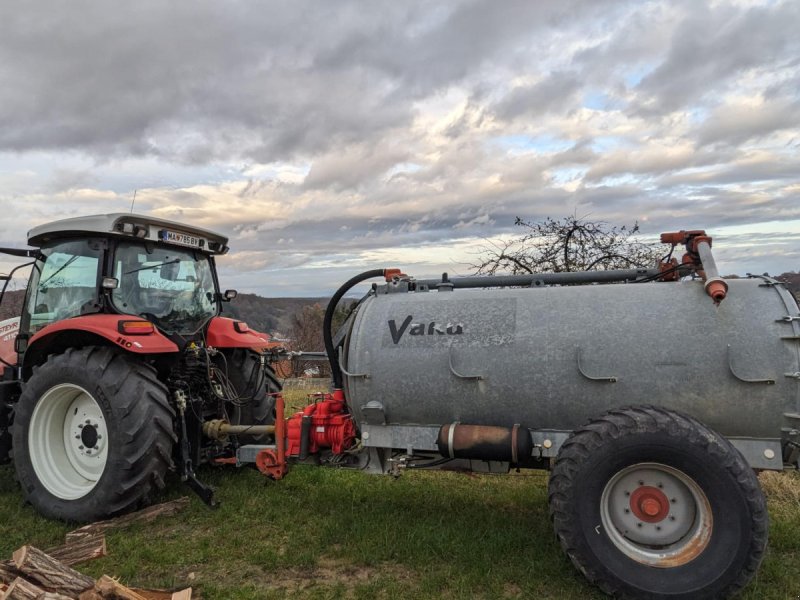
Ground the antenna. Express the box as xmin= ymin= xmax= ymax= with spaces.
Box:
xmin=130 ymin=189 xmax=137 ymax=213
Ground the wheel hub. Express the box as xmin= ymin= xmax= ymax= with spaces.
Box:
xmin=630 ymin=486 xmax=670 ymax=522
xmin=600 ymin=463 xmax=713 ymax=567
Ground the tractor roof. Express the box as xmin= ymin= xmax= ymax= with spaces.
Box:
xmin=27 ymin=213 xmax=229 ymax=254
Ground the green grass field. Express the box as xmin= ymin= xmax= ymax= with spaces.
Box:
xmin=1 ymin=391 xmax=799 ymax=598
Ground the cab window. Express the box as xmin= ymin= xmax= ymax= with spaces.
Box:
xmin=25 ymin=240 xmax=101 ymax=333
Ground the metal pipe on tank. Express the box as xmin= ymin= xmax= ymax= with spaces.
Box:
xmin=414 ymin=268 xmax=661 ymax=290
xmin=696 ymin=239 xmax=728 ymax=304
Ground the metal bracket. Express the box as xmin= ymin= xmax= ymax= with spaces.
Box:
xmin=777 ymin=316 xmax=800 ymax=323
xmin=448 ymin=348 xmax=485 ymax=381
xmin=338 ymin=351 xmax=368 ymax=379
xmin=727 ymin=345 xmax=775 ymax=384
xmin=576 ymin=347 xmax=617 ymax=382
xmin=746 ymin=273 xmax=779 ymax=287
xmin=785 ymin=372 xmax=800 ymax=380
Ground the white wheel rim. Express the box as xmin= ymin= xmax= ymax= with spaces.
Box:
xmin=28 ymin=383 xmax=109 ymax=500
xmin=600 ymin=462 xmax=713 ymax=568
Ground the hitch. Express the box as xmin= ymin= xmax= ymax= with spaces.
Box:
xmin=176 ymin=390 xmax=218 ymax=508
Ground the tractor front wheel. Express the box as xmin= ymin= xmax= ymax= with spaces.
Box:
xmin=13 ymin=347 xmax=176 ymax=522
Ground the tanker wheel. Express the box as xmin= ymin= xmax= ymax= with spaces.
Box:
xmin=225 ymin=348 xmax=280 ymax=445
xmin=12 ymin=346 xmax=176 ymax=522
xmin=548 ymin=405 xmax=767 ymax=600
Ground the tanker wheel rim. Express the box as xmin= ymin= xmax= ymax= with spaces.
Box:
xmin=600 ymin=462 xmax=713 ymax=567
xmin=28 ymin=383 xmax=109 ymax=500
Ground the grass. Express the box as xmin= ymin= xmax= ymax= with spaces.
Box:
xmin=0 ymin=391 xmax=798 ymax=599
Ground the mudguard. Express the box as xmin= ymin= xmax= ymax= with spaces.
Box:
xmin=28 ymin=314 xmax=178 ymax=355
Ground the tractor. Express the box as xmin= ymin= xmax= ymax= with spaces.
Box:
xmin=0 ymin=213 xmax=279 ymax=521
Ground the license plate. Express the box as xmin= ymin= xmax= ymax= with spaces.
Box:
xmin=160 ymin=229 xmax=201 ymax=248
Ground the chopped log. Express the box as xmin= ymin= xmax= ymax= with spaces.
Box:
xmin=170 ymin=589 xmax=192 ymax=600
xmin=66 ymin=498 xmax=190 ymax=542
xmin=0 ymin=563 xmax=20 ymax=586
xmin=36 ymin=593 xmax=73 ymax=600
xmin=77 ymin=591 xmax=103 ymax=600
xmin=94 ymin=576 xmax=149 ymax=600
xmin=130 ymin=590 xmax=172 ymax=600
xmin=11 ymin=546 xmax=94 ymax=597
xmin=0 ymin=535 xmax=105 ymax=590
xmin=2 ymin=577 xmax=44 ymax=600
xmin=46 ymin=535 xmax=107 ymax=567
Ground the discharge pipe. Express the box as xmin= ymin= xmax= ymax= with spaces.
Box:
xmin=695 ymin=238 xmax=728 ymax=304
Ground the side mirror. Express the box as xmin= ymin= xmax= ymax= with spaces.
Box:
xmin=223 ymin=289 xmax=238 ymax=301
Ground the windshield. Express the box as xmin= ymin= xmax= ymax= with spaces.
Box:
xmin=111 ymin=242 xmax=218 ymax=333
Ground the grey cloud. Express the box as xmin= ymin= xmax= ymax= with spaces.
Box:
xmin=494 ymin=72 xmax=583 ymax=120
xmin=696 ymin=99 xmax=800 ymax=147
xmin=634 ymin=1 xmax=800 ymax=114
xmin=0 ymin=0 xmax=610 ymax=164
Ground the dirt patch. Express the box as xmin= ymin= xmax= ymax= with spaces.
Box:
xmin=263 ymin=556 xmax=418 ymax=597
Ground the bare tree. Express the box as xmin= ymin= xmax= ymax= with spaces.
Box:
xmin=472 ymin=215 xmax=660 ymax=275
xmin=287 ymin=302 xmax=351 ymax=378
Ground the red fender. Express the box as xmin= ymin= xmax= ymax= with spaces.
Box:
xmin=205 ymin=317 xmax=271 ymax=351
xmin=28 ymin=314 xmax=178 ymax=354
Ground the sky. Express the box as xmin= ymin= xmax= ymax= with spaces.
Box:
xmin=0 ymin=0 xmax=798 ymax=297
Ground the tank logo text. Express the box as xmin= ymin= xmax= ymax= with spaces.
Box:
xmin=388 ymin=316 xmax=464 ymax=344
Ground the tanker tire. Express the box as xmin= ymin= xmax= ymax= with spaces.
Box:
xmin=548 ymin=405 xmax=767 ymax=600
xmin=226 ymin=349 xmax=280 ymax=445
xmin=12 ymin=346 xmax=176 ymax=522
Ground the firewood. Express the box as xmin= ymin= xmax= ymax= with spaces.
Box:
xmin=2 ymin=577 xmax=44 ymax=600
xmin=2 ymin=534 xmax=107 ymax=576
xmin=0 ymin=564 xmax=20 ymax=586
xmin=46 ymin=535 xmax=107 ymax=567
xmin=77 ymin=591 xmax=103 ymax=600
xmin=11 ymin=546 xmax=94 ymax=597
xmin=130 ymin=590 xmax=172 ymax=600
xmin=66 ymin=498 xmax=190 ymax=542
xmin=127 ymin=587 xmax=191 ymax=600
xmin=94 ymin=576 xmax=149 ymax=600
xmin=36 ymin=593 xmax=73 ymax=600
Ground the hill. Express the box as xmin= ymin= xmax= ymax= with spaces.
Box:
xmin=224 ymin=293 xmax=329 ymax=337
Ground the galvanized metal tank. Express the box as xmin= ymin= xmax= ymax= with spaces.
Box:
xmin=343 ymin=278 xmax=800 ymax=439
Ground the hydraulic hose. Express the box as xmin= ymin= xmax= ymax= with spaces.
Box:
xmin=324 ymin=269 xmax=387 ymax=389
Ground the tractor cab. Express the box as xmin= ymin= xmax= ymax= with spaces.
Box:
xmin=22 ymin=213 xmax=231 ymax=341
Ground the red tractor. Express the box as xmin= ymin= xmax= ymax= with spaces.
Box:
xmin=0 ymin=213 xmax=279 ymax=522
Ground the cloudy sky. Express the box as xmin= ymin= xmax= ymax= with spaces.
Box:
xmin=0 ymin=0 xmax=798 ymax=296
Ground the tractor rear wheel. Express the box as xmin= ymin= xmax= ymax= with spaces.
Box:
xmin=12 ymin=346 xmax=176 ymax=522
xmin=548 ymin=405 xmax=767 ymax=599
xmin=225 ymin=349 xmax=280 ymax=445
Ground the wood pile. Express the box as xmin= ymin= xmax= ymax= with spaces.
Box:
xmin=0 ymin=499 xmax=192 ymax=600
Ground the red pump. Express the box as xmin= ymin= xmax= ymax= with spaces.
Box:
xmin=286 ymin=390 xmax=357 ymax=457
